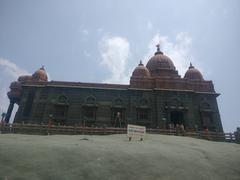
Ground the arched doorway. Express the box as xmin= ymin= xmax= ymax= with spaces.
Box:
xmin=170 ymin=111 xmax=184 ymax=127
xmin=111 ymin=108 xmax=125 ymax=127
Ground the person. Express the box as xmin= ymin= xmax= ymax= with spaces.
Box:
xmin=175 ymin=124 xmax=180 ymax=136
xmin=234 ymin=127 xmax=240 ymax=143
xmin=47 ymin=115 xmax=53 ymax=135
xmin=194 ymin=124 xmax=198 ymax=132
xmin=114 ymin=112 xmax=122 ymax=128
xmin=180 ymin=123 xmax=185 ymax=136
xmin=204 ymin=127 xmax=209 ymax=140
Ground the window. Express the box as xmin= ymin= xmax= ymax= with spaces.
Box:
xmin=86 ymin=97 xmax=95 ymax=104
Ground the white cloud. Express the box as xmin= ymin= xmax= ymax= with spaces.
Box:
xmin=98 ymin=33 xmax=194 ymax=84
xmin=0 ymin=58 xmax=29 ymax=79
xmin=142 ymin=32 xmax=194 ymax=77
xmin=0 ymin=58 xmax=29 ymax=122
xmin=99 ymin=36 xmax=130 ymax=84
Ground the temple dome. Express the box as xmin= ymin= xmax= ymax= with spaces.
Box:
xmin=146 ymin=53 xmax=175 ymax=71
xmin=32 ymin=66 xmax=48 ymax=82
xmin=146 ymin=45 xmax=179 ymax=78
xmin=184 ymin=63 xmax=204 ymax=80
xmin=132 ymin=61 xmax=150 ymax=78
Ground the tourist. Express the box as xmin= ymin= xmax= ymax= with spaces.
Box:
xmin=180 ymin=124 xmax=185 ymax=136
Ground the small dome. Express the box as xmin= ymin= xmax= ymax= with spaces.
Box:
xmin=132 ymin=61 xmax=150 ymax=78
xmin=146 ymin=44 xmax=179 ymax=78
xmin=32 ymin=66 xmax=48 ymax=82
xmin=184 ymin=63 xmax=204 ymax=80
xmin=18 ymin=75 xmax=32 ymax=83
xmin=7 ymin=81 xmax=22 ymax=100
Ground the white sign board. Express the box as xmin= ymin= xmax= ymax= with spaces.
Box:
xmin=127 ymin=124 xmax=146 ymax=141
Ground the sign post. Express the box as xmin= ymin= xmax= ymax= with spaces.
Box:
xmin=127 ymin=124 xmax=146 ymax=141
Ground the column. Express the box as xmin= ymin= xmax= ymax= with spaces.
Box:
xmin=5 ymin=100 xmax=15 ymax=123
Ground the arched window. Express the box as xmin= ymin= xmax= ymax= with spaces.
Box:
xmin=139 ymin=99 xmax=148 ymax=106
xmin=170 ymin=98 xmax=180 ymax=107
xmin=114 ymin=98 xmax=123 ymax=106
xmin=201 ymin=102 xmax=211 ymax=110
xmin=58 ymin=95 xmax=67 ymax=104
xmin=86 ymin=96 xmax=96 ymax=104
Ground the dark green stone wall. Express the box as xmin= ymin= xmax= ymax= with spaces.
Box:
xmin=15 ymin=85 xmax=223 ymax=132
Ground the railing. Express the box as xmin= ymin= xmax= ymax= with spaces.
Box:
xmin=0 ymin=123 xmax=127 ymax=135
xmin=0 ymin=123 xmax=238 ymax=143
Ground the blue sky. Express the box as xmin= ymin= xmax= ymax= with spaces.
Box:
xmin=0 ymin=0 xmax=239 ymax=132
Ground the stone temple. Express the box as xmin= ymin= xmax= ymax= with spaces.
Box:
xmin=5 ymin=45 xmax=223 ymax=132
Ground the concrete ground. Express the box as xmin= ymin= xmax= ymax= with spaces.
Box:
xmin=0 ymin=134 xmax=239 ymax=180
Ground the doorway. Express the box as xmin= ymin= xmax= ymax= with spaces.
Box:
xmin=137 ymin=108 xmax=150 ymax=128
xmin=111 ymin=108 xmax=124 ymax=127
xmin=170 ymin=111 xmax=184 ymax=127
xmin=54 ymin=104 xmax=68 ymax=125
xmin=82 ymin=106 xmax=96 ymax=126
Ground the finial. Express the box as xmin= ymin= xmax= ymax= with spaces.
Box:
xmin=139 ymin=60 xmax=143 ymax=65
xmin=41 ymin=65 xmax=45 ymax=70
xmin=155 ymin=43 xmax=163 ymax=55
xmin=189 ymin=62 xmax=194 ymax=69
xmin=156 ymin=44 xmax=160 ymax=52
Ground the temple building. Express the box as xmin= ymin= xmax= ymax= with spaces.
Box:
xmin=5 ymin=45 xmax=223 ymax=131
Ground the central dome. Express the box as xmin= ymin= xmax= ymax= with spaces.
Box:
xmin=146 ymin=45 xmax=179 ymax=78
xmin=32 ymin=66 xmax=48 ymax=82
xmin=146 ymin=52 xmax=175 ymax=71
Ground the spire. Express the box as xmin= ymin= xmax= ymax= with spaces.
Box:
xmin=156 ymin=44 xmax=160 ymax=52
xmin=155 ymin=43 xmax=163 ymax=55
xmin=139 ymin=60 xmax=143 ymax=66
xmin=189 ymin=62 xmax=194 ymax=69
xmin=40 ymin=65 xmax=45 ymax=71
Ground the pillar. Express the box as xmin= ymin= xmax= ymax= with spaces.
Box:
xmin=5 ymin=100 xmax=15 ymax=123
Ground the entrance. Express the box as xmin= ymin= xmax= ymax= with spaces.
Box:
xmin=111 ymin=108 xmax=124 ymax=127
xmin=82 ymin=106 xmax=97 ymax=126
xmin=137 ymin=109 xmax=150 ymax=128
xmin=54 ymin=104 xmax=68 ymax=125
xmin=170 ymin=111 xmax=184 ymax=127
